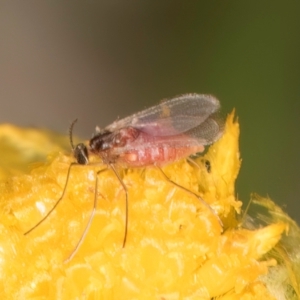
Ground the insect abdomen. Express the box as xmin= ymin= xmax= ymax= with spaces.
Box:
xmin=118 ymin=145 xmax=204 ymax=167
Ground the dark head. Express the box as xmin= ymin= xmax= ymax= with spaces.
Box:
xmin=89 ymin=130 xmax=114 ymax=153
xmin=69 ymin=119 xmax=89 ymax=165
xmin=73 ymin=143 xmax=89 ymax=165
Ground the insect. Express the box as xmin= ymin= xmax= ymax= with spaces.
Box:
xmin=24 ymin=93 xmax=224 ymax=262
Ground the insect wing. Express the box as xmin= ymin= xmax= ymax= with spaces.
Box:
xmin=112 ymin=116 xmax=223 ymax=158
xmin=105 ymin=94 xmax=221 ymax=137
xmin=184 ymin=113 xmax=224 ymax=145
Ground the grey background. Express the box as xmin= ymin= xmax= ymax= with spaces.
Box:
xmin=1 ymin=1 xmax=300 ymax=223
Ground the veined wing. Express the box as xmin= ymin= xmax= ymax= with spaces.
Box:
xmin=105 ymin=94 xmax=222 ymax=137
xmin=112 ymin=117 xmax=223 ymax=156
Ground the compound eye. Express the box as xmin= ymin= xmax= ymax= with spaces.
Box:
xmin=74 ymin=143 xmax=89 ymax=165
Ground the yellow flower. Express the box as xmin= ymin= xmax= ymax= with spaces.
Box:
xmin=0 ymin=113 xmax=299 ymax=299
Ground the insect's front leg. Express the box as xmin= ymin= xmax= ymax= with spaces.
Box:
xmin=108 ymin=163 xmax=128 ymax=248
xmin=65 ymin=167 xmax=108 ymax=263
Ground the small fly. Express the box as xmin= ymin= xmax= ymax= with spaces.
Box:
xmin=25 ymin=93 xmax=224 ymax=262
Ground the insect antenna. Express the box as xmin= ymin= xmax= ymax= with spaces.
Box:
xmin=156 ymin=165 xmax=223 ymax=228
xmin=69 ymin=118 xmax=78 ymax=150
xmin=24 ymin=161 xmax=77 ymax=235
xmin=24 ymin=119 xmax=85 ymax=236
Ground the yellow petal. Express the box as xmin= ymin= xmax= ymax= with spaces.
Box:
xmin=0 ymin=112 xmax=298 ymax=299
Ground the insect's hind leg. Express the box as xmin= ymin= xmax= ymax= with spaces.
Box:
xmin=24 ymin=162 xmax=78 ymax=236
xmin=155 ymin=165 xmax=223 ymax=228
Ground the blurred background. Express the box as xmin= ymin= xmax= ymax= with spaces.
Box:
xmin=1 ymin=1 xmax=300 ymax=222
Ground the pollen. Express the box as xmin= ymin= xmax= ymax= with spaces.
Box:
xmin=0 ymin=113 xmax=299 ymax=299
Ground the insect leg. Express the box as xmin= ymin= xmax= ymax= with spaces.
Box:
xmin=109 ymin=163 xmax=128 ymax=248
xmin=155 ymin=165 xmax=223 ymax=228
xmin=24 ymin=162 xmax=78 ymax=236
xmin=187 ymin=157 xmax=211 ymax=173
xmin=186 ymin=157 xmax=201 ymax=169
xmin=64 ymin=167 xmax=108 ymax=263
xmin=65 ymin=164 xmax=128 ymax=263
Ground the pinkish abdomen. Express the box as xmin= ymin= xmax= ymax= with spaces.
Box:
xmin=94 ymin=128 xmax=205 ymax=167
xmin=116 ymin=144 xmax=204 ymax=167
